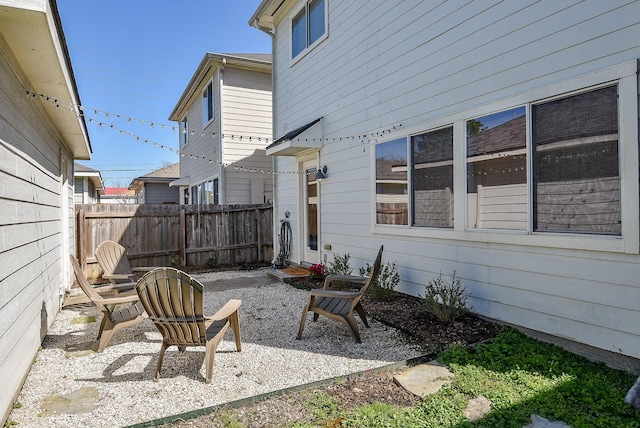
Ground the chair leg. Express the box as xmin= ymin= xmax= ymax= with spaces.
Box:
xmin=344 ymin=314 xmax=362 ymax=343
xmin=155 ymin=341 xmax=169 ymax=382
xmin=96 ymin=315 xmax=109 ymax=341
xmin=296 ymin=302 xmax=311 ymax=340
xmin=97 ymin=322 xmax=116 ymax=352
xmin=229 ymin=309 xmax=242 ymax=351
xmin=354 ymin=303 xmax=370 ymax=328
xmin=204 ymin=325 xmax=228 ymax=383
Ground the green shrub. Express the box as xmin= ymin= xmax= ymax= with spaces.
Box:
xmin=327 ymin=253 xmax=352 ymax=276
xmin=360 ymin=260 xmax=400 ymax=301
xmin=423 ymin=270 xmax=471 ymax=324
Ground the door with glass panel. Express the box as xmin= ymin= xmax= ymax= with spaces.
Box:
xmin=302 ymin=159 xmax=320 ymax=264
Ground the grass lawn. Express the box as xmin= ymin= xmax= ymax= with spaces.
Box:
xmin=336 ymin=327 xmax=640 ymax=427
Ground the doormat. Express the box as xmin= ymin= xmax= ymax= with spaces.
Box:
xmin=280 ymin=267 xmax=310 ymax=277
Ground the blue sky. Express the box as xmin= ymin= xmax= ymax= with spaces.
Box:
xmin=57 ymin=0 xmax=270 ymax=187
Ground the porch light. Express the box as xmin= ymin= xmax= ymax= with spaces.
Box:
xmin=315 ymin=165 xmax=328 ymax=180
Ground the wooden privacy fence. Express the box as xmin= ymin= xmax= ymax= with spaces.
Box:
xmin=75 ymin=204 xmax=273 ymax=279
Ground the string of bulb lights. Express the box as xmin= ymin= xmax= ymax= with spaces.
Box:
xmin=25 ymin=89 xmax=402 ymax=175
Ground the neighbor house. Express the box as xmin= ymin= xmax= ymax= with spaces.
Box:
xmin=0 ymin=0 xmax=92 ymax=423
xmin=129 ymin=162 xmax=180 ymax=204
xmin=100 ymin=187 xmax=136 ymax=204
xmin=168 ymin=53 xmax=272 ymax=206
xmin=74 ymin=162 xmax=104 ymax=204
xmin=250 ymin=1 xmax=640 ymax=370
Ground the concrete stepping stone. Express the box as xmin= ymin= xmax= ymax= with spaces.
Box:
xmin=41 ymin=387 xmax=100 ymax=415
xmin=393 ymin=360 xmax=454 ymax=397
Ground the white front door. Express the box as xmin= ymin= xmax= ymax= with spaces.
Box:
xmin=302 ymin=159 xmax=320 ymax=264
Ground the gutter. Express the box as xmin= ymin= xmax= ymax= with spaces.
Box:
xmin=251 ymin=19 xmax=279 ymax=264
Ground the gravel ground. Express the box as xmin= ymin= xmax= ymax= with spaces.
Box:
xmin=7 ymin=270 xmax=424 ymax=427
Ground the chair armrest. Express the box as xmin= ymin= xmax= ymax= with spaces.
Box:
xmin=323 ymin=274 xmax=367 ymax=289
xmin=103 ymin=273 xmax=137 ymax=281
xmin=95 ymin=293 xmax=140 ymax=305
xmin=206 ymin=299 xmax=242 ymax=322
xmin=131 ymin=267 xmax=158 ymax=273
xmin=310 ymin=289 xmax=361 ymax=299
xmin=94 ymin=282 xmax=136 ymax=293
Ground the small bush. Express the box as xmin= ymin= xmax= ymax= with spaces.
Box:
xmin=308 ymin=263 xmax=326 ymax=278
xmin=423 ymin=270 xmax=471 ymax=324
xmin=360 ymin=260 xmax=400 ymax=301
xmin=205 ymin=257 xmax=218 ymax=269
xmin=327 ymin=253 xmax=352 ymax=276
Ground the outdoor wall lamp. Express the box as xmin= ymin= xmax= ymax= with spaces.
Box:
xmin=315 ymin=165 xmax=328 ymax=180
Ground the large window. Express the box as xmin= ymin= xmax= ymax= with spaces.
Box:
xmin=412 ymin=127 xmax=454 ymax=228
xmin=292 ymin=0 xmax=326 ymax=59
xmin=533 ymin=85 xmax=620 ymax=235
xmin=202 ymin=82 xmax=213 ymax=126
xmin=375 ymin=84 xmax=626 ymax=240
xmin=376 ymin=138 xmax=407 ymax=225
xmin=466 ymin=107 xmax=527 ymax=230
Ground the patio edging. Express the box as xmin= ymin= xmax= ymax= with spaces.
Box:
xmin=123 ymin=352 xmax=437 ymax=428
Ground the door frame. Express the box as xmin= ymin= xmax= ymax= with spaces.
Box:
xmin=300 ymin=156 xmax=321 ymax=264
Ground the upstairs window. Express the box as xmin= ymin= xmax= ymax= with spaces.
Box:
xmin=181 ymin=117 xmax=188 ymax=147
xmin=292 ymin=0 xmax=326 ymax=59
xmin=202 ymin=82 xmax=213 ymax=126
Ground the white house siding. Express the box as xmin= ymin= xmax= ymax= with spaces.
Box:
xmin=180 ymin=67 xmax=224 ymax=192
xmin=266 ymin=0 xmax=640 ymax=364
xmin=221 ymin=67 xmax=273 ymax=204
xmin=0 ymin=40 xmax=76 ymax=420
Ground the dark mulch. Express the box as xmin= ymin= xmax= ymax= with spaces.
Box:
xmin=287 ymin=275 xmax=500 ymax=355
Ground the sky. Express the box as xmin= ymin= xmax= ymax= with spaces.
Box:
xmin=57 ymin=0 xmax=271 ymax=188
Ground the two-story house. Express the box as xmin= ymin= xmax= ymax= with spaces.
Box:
xmin=169 ymin=53 xmax=272 ymax=206
xmin=250 ymin=1 xmax=640 ymax=370
xmin=0 ymin=0 xmax=92 ymax=422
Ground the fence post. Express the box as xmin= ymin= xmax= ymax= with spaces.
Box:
xmin=255 ymin=208 xmax=262 ymax=262
xmin=180 ymin=207 xmax=186 ymax=266
xmin=77 ymin=208 xmax=85 ymax=269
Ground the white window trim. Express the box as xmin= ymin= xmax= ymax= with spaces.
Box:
xmin=202 ymin=80 xmax=214 ymax=128
xmin=372 ymin=60 xmax=639 ymax=254
xmin=289 ymin=0 xmax=328 ymax=66
xmin=181 ymin=116 xmax=189 ymax=148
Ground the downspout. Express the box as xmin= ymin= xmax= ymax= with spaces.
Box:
xmin=252 ymin=19 xmax=278 ymax=264
xmin=219 ymin=58 xmax=227 ymax=204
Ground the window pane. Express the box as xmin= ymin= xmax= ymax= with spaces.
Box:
xmin=292 ymin=9 xmax=306 ymax=58
xmin=308 ymin=0 xmax=325 ymax=46
xmin=213 ymin=178 xmax=219 ymax=205
xmin=202 ymin=83 xmax=213 ymax=124
xmin=466 ymin=107 xmax=527 ymax=230
xmin=412 ymin=127 xmax=454 ymax=228
xmin=181 ymin=117 xmax=188 ymax=147
xmin=376 ymin=138 xmax=408 ymax=225
xmin=533 ymin=85 xmax=620 ymax=235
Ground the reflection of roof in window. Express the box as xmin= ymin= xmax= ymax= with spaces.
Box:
xmin=467 ymin=115 xmax=526 ymax=157
xmin=376 ymin=158 xmax=407 ymax=181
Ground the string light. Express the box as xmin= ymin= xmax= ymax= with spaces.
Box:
xmin=24 ymin=89 xmax=404 ymax=174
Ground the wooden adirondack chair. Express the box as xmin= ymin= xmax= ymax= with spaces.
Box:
xmin=69 ymin=255 xmax=146 ymax=352
xmin=95 ymin=240 xmax=153 ymax=284
xmin=135 ymin=268 xmax=242 ymax=383
xmin=297 ymin=245 xmax=384 ymax=343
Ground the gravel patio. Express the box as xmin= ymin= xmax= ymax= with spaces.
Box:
xmin=7 ymin=269 xmax=424 ymax=427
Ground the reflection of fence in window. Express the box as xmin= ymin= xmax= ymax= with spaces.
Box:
xmin=376 ymin=200 xmax=408 ymax=225
xmin=413 ymin=188 xmax=453 ymax=228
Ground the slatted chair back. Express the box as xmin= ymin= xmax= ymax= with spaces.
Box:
xmin=136 ymin=268 xmax=207 ymax=347
xmin=135 ymin=267 xmax=242 ymax=382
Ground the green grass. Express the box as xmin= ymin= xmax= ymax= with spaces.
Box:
xmin=330 ymin=327 xmax=640 ymax=428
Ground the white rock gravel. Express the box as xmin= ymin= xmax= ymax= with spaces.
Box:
xmin=8 ymin=270 xmax=424 ymax=427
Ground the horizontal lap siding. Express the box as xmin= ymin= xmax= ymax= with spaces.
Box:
xmin=273 ymin=0 xmax=640 ymax=359
xmin=1 ymin=46 xmax=72 ymax=419
xmin=222 ymin=67 xmax=272 ymax=204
